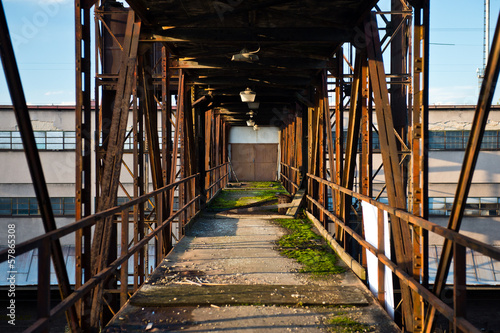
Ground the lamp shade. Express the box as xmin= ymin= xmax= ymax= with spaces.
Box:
xmin=246 ymin=119 xmax=255 ymax=127
xmin=240 ymin=87 xmax=256 ymax=102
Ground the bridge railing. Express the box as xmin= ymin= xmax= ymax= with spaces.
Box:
xmin=0 ymin=166 xmax=229 ymax=332
xmin=306 ymin=173 xmax=500 ymax=333
xmin=206 ymin=162 xmax=230 ymax=202
xmin=279 ymin=162 xmax=300 ymax=195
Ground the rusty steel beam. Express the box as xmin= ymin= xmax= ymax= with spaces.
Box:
xmin=411 ymin=2 xmax=430 ymax=330
xmin=342 ymin=50 xmax=364 ymax=191
xmin=365 ymin=13 xmax=415 ymax=330
xmin=75 ymin=0 xmax=93 ymax=329
xmin=391 ymin=0 xmax=409 ymax=130
xmin=421 ymin=0 xmax=430 ymax=290
xmin=334 ymin=48 xmax=344 ymax=242
xmin=133 ymin=77 xmax=146 ymax=290
xmin=150 ymin=27 xmax=353 ymax=44
xmin=307 ymin=102 xmax=320 ymax=214
xmin=205 ymin=109 xmax=212 ymax=197
xmin=141 ymin=50 xmax=164 ymax=192
xmin=139 ymin=47 xmax=168 ymax=262
xmin=453 ymin=243 xmax=467 ymax=333
xmin=0 ymin=2 xmax=79 ymax=331
xmin=90 ymin=11 xmax=141 ymax=329
xmin=170 ymin=70 xmax=185 ymax=214
xmin=161 ymin=46 xmax=173 ymax=254
xmin=341 ymin=49 xmax=364 ymax=251
xmin=358 ymin=53 xmax=370 ymax=270
xmin=317 ymin=89 xmax=327 ymax=225
xmin=360 ymin=55 xmax=372 ymax=198
xmin=424 ymin=10 xmax=500 ymax=333
xmin=215 ymin=113 xmax=221 ymax=192
xmin=296 ymin=109 xmax=304 ymax=187
xmin=182 ymin=86 xmax=196 ymax=225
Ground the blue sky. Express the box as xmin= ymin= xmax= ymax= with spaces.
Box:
xmin=0 ymin=0 xmax=499 ymax=105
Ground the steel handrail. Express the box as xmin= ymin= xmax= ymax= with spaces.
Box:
xmin=307 ymin=173 xmax=500 ymax=261
xmin=307 ymin=173 xmax=498 ymax=333
xmin=0 ymin=173 xmax=199 ymax=262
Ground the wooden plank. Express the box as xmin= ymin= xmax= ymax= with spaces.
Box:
xmin=130 ymin=284 xmax=369 ymax=307
xmin=286 ymin=188 xmax=306 ymax=217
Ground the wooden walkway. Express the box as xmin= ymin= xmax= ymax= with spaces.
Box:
xmin=104 ymin=188 xmax=399 ymax=332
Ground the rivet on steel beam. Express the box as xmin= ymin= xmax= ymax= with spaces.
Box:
xmin=414 ymin=123 xmax=422 ymax=139
xmin=415 ymin=58 xmax=423 ymax=72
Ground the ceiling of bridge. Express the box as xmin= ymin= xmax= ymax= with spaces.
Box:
xmin=127 ymin=0 xmax=378 ymax=126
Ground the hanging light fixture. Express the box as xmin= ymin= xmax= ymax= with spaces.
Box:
xmin=231 ymin=47 xmax=260 ymax=63
xmin=240 ymin=87 xmax=256 ymax=102
xmin=246 ymin=119 xmax=255 ymax=127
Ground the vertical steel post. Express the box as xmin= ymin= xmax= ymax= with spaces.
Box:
xmin=360 ymin=56 xmax=372 ymax=198
xmin=38 ymin=239 xmax=51 ymax=333
xmin=161 ymin=47 xmax=173 ymax=251
xmin=391 ymin=0 xmax=408 ymax=131
xmin=75 ymin=0 xmax=93 ymax=329
xmin=296 ymin=109 xmax=304 ymax=186
xmin=334 ymin=48 xmax=344 ymax=242
xmin=411 ymin=3 xmax=427 ymax=331
xmin=421 ymin=0 xmax=430 ymax=289
xmin=453 ymin=243 xmax=467 ymax=333
xmin=359 ymin=54 xmax=371 ymax=269
xmin=205 ymin=109 xmax=212 ymax=198
xmin=318 ymin=89 xmax=326 ymax=225
xmin=133 ymin=73 xmax=146 ymax=290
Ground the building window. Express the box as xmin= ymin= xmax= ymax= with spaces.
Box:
xmin=0 ymin=197 xmax=75 ymax=216
xmin=429 ymin=131 xmax=445 ymax=149
xmin=372 ymin=131 xmax=380 ymax=150
xmin=481 ymin=131 xmax=499 ymax=149
xmin=429 ymin=197 xmax=500 ymax=216
xmin=0 ymin=131 xmax=76 ymax=150
xmin=428 ymin=130 xmax=500 ymax=150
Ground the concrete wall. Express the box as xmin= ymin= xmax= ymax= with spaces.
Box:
xmin=228 ymin=126 xmax=280 ymax=144
xmin=0 ymin=107 xmax=75 ymax=131
xmin=429 ymin=216 xmax=500 ymax=246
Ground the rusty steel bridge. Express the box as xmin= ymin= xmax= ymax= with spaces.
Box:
xmin=1 ymin=0 xmax=500 ymax=332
